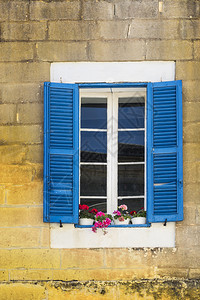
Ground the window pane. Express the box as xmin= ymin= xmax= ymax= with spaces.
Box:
xmin=81 ymin=165 xmax=107 ymax=196
xmin=118 ymin=198 xmax=144 ymax=213
xmin=80 ymin=198 xmax=107 ymax=213
xmin=118 ymin=164 xmax=144 ymax=196
xmin=81 ymin=131 xmax=107 ymax=162
xmin=118 ymin=131 xmax=144 ymax=162
xmin=81 ymin=97 xmax=107 ymax=129
xmin=118 ymin=97 xmax=145 ymax=129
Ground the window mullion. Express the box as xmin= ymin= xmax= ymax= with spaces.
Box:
xmin=107 ymin=93 xmax=113 ymax=214
xmin=111 ymin=91 xmax=118 ymax=213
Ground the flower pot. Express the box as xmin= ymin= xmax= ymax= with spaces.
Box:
xmin=79 ymin=218 xmax=94 ymax=225
xmin=114 ymin=218 xmax=130 ymax=225
xmin=131 ymin=217 xmax=146 ymax=225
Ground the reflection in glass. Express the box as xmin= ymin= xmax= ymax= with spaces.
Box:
xmin=118 ymin=164 xmax=144 ymax=196
xmin=81 ymin=131 xmax=107 ymax=162
xmin=118 ymin=198 xmax=144 ymax=213
xmin=81 ymin=97 xmax=107 ymax=129
xmin=118 ymin=97 xmax=145 ymax=129
xmin=80 ymin=198 xmax=107 ymax=213
xmin=81 ymin=165 xmax=107 ymax=196
xmin=118 ymin=131 xmax=144 ymax=162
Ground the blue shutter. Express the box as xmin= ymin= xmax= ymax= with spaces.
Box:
xmin=147 ymin=81 xmax=183 ymax=223
xmin=43 ymin=82 xmax=79 ymax=223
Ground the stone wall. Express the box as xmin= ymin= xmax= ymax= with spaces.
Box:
xmin=0 ymin=0 xmax=199 ymax=298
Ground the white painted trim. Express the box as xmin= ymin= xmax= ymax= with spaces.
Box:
xmin=50 ymin=61 xmax=176 ymax=248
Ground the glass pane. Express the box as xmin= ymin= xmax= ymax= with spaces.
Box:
xmin=118 ymin=198 xmax=144 ymax=213
xmin=81 ymin=97 xmax=107 ymax=129
xmin=80 ymin=198 xmax=107 ymax=213
xmin=81 ymin=165 xmax=107 ymax=196
xmin=118 ymin=97 xmax=145 ymax=129
xmin=118 ymin=131 xmax=144 ymax=162
xmin=118 ymin=164 xmax=144 ymax=196
xmin=81 ymin=132 xmax=107 ymax=162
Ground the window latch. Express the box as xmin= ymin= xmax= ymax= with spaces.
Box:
xmin=163 ymin=219 xmax=167 ymax=226
xmin=60 ymin=220 xmax=63 ymax=228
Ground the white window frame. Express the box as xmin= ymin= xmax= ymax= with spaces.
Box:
xmin=80 ymin=88 xmax=146 ymax=214
xmin=50 ymin=62 xmax=176 ymax=249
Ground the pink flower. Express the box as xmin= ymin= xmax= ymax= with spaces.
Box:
xmin=113 ymin=210 xmax=121 ymax=216
xmin=119 ymin=204 xmax=127 ymax=211
xmin=96 ymin=211 xmax=105 ymax=217
xmin=118 ymin=216 xmax=125 ymax=222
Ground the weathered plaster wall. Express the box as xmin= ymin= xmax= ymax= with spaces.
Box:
xmin=0 ymin=0 xmax=199 ymax=298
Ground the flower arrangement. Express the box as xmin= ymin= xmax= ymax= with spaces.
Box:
xmin=130 ymin=208 xmax=146 ymax=218
xmin=113 ymin=204 xmax=132 ymax=223
xmin=79 ymin=204 xmax=97 ymax=220
xmin=92 ymin=211 xmax=113 ymax=234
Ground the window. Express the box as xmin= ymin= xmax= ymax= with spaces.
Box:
xmin=80 ymin=88 xmax=146 ymax=214
xmin=43 ymin=81 xmax=183 ymax=226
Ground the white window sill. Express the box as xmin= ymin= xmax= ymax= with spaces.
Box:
xmin=50 ymin=222 xmax=175 ymax=248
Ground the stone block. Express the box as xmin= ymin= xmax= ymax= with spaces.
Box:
xmin=0 ymin=249 xmax=60 ymax=269
xmin=146 ymin=40 xmax=193 ymax=60
xmin=183 ymin=161 xmax=199 ymax=183
xmin=183 ymin=123 xmax=200 ymax=143
xmin=17 ymin=103 xmax=43 ymax=124
xmin=0 ymin=207 xmax=43 ymax=227
xmin=0 ymin=42 xmax=34 ymax=62
xmin=105 ymin=248 xmax=150 ymax=269
xmin=53 ymin=268 xmax=154 ymax=282
xmin=25 ymin=144 xmax=43 ymax=164
xmin=0 ymin=164 xmax=42 ymax=184
xmin=176 ymin=226 xmax=199 ymax=247
xmin=36 ymin=41 xmax=88 ymax=61
xmin=184 ymin=183 xmax=200 ymax=205
xmin=183 ymin=102 xmax=200 ymax=123
xmin=0 ymin=62 xmax=50 ymax=83
xmin=49 ymin=20 xmax=99 ymax=41
xmin=98 ymin=21 xmax=129 ymax=40
xmin=115 ymin=0 xmax=158 ymax=19
xmin=40 ymin=227 xmax=50 ymax=248
xmin=89 ymin=40 xmax=145 ymax=61
xmin=183 ymin=143 xmax=200 ymax=162
xmin=182 ymin=80 xmax=200 ymax=102
xmin=155 ymin=268 xmax=188 ymax=279
xmin=0 ymin=284 xmax=46 ymax=300
xmin=0 ymin=104 xmax=16 ymax=124
xmin=0 ymin=1 xmax=28 ymax=21
xmin=0 ymin=145 xmax=27 ymax=164
xmin=189 ymin=269 xmax=200 ymax=279
xmin=129 ymin=20 xmax=179 ymax=39
xmin=179 ymin=20 xmax=200 ymax=39
xmin=2 ymin=21 xmax=47 ymax=41
xmin=0 ymin=227 xmax=40 ymax=248
xmin=0 ymin=125 xmax=42 ymax=144
xmin=194 ymin=41 xmax=200 ymax=60
xmin=0 ymin=83 xmax=42 ymax=104
xmin=162 ymin=0 xmax=200 ymax=19
xmin=0 ymin=185 xmax=5 ymax=204
xmin=7 ymin=182 xmax=43 ymax=205
xmin=0 ymin=270 xmax=8 ymax=281
xmin=176 ymin=61 xmax=200 ymax=81
xmin=61 ymin=249 xmax=104 ymax=269
xmin=10 ymin=269 xmax=52 ymax=281
xmin=82 ymin=1 xmax=114 ymax=20
xmin=30 ymin=1 xmax=80 ymax=21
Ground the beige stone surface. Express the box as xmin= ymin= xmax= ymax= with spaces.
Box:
xmin=7 ymin=182 xmax=43 ymax=205
xmin=0 ymin=104 xmax=16 ymax=124
xmin=2 ymin=22 xmax=47 ymax=41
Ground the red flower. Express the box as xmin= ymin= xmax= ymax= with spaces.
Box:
xmin=79 ymin=204 xmax=89 ymax=210
xmin=130 ymin=210 xmax=137 ymax=216
xmin=89 ymin=208 xmax=98 ymax=214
